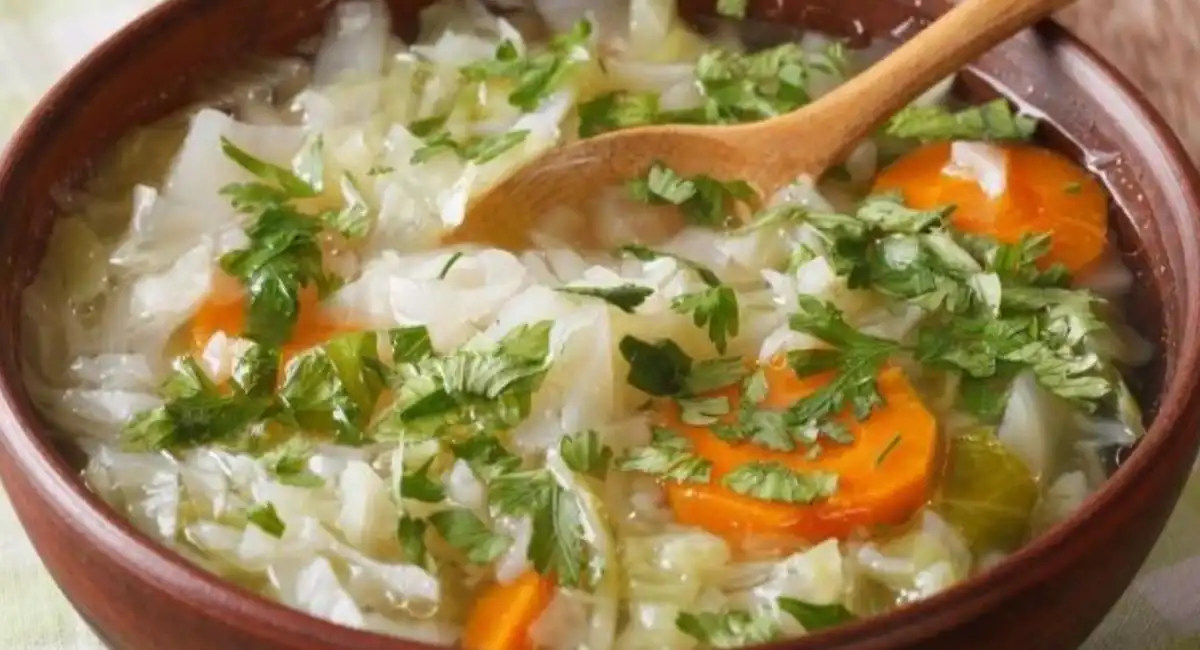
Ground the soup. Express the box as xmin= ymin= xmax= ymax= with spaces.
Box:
xmin=21 ymin=0 xmax=1152 ymax=647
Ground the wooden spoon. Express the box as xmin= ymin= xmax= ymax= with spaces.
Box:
xmin=445 ymin=0 xmax=1076 ymax=250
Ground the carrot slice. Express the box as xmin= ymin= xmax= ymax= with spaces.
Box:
xmin=661 ymin=360 xmax=938 ymax=542
xmin=191 ymin=278 xmax=348 ymax=366
xmin=462 ymin=571 xmax=555 ymax=650
xmin=872 ymin=142 xmax=1108 ymax=271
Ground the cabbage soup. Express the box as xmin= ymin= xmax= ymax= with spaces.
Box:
xmin=22 ymin=0 xmax=1152 ymax=648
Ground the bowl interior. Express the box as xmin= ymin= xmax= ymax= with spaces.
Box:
xmin=0 ymin=1 xmax=1197 ymax=649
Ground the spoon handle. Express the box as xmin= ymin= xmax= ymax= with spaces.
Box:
xmin=757 ymin=0 xmax=1076 ymax=178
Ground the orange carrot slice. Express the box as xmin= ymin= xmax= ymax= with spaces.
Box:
xmin=872 ymin=142 xmax=1108 ymax=272
xmin=191 ymin=278 xmax=348 ymax=366
xmin=462 ymin=571 xmax=555 ymax=650
xmin=661 ymin=360 xmax=937 ymax=542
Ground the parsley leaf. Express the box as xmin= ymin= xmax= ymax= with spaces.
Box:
xmin=219 ymin=206 xmax=337 ymax=348
xmin=400 ymin=457 xmax=447 ymax=503
xmin=786 ymin=296 xmax=899 ymax=425
xmin=676 ymin=609 xmax=780 ymax=648
xmin=246 ymin=502 xmax=286 ymax=538
xmin=373 ymin=323 xmax=553 ymax=441
xmin=693 ymin=43 xmax=823 ymax=123
xmin=232 ymin=343 xmax=279 ymax=398
xmin=577 ymin=91 xmax=660 ymax=137
xmin=557 ymin=283 xmax=653 ymax=313
xmin=673 ymin=285 xmax=740 ymax=354
xmin=277 ymin=331 xmax=386 ymax=445
xmin=684 ymin=357 xmax=748 ymax=394
xmin=619 ymin=335 xmax=693 ymax=397
xmin=397 ymin=515 xmax=430 ymax=567
xmin=428 ymin=509 xmax=511 ymax=565
xmin=320 ymin=172 xmax=371 ymax=240
xmin=560 ymin=430 xmax=612 ymax=479
xmin=390 ymin=325 xmax=435 ymax=365
xmin=219 ymin=136 xmax=319 ymax=200
xmin=777 ymin=598 xmax=856 ymax=632
xmin=412 ymin=129 xmax=530 ymax=165
xmin=489 ymin=470 xmax=589 ymax=587
xmin=721 ymin=461 xmax=838 ymax=503
xmin=122 ymin=357 xmax=270 ymax=452
xmin=618 ymin=427 xmax=712 ymax=484
xmin=885 ymin=98 xmax=1037 ymax=142
xmin=451 ymin=435 xmax=522 ymax=482
xmin=619 ymin=245 xmax=740 ymax=352
xmin=627 ymin=162 xmax=756 ymax=228
xmin=261 ymin=438 xmax=324 ymax=487
xmin=461 ymin=19 xmax=593 ymax=111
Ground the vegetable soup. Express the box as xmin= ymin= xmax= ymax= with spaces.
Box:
xmin=21 ymin=0 xmax=1152 ymax=648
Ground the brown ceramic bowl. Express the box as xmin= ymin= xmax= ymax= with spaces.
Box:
xmin=1 ymin=1 xmax=1198 ymax=649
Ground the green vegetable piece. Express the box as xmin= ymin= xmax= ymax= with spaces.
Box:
xmin=721 ymin=461 xmax=838 ymax=504
xmin=560 ymin=430 xmax=613 ymax=479
xmin=428 ymin=509 xmax=511 ymax=565
xmin=885 ymin=99 xmax=1037 ymax=142
xmin=676 ymin=609 xmax=780 ymax=648
xmin=277 ymin=331 xmax=386 ymax=445
xmin=618 ymin=427 xmax=712 ymax=484
xmin=557 ymin=283 xmax=653 ymax=313
xmin=932 ymin=430 xmax=1039 ymax=551
xmin=777 ymin=598 xmax=856 ymax=631
xmin=246 ymin=502 xmax=286 ymax=538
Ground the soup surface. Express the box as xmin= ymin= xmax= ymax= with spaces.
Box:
xmin=22 ymin=0 xmax=1152 ymax=648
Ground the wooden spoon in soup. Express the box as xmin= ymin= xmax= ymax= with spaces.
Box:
xmin=445 ymin=0 xmax=1078 ymax=251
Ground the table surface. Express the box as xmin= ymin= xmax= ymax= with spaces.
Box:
xmin=1 ymin=1 xmax=1199 ymax=649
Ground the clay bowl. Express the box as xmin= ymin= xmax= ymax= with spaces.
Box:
xmin=0 ymin=0 xmax=1198 ymax=649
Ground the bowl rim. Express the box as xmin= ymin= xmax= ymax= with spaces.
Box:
xmin=1 ymin=1 xmax=1199 ymax=649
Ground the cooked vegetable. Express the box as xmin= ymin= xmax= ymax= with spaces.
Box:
xmin=28 ymin=0 xmax=1152 ymax=646
xmin=462 ymin=571 xmax=556 ymax=650
xmin=660 ymin=361 xmax=938 ymax=541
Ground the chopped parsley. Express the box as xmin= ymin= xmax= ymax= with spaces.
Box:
xmin=560 ymin=430 xmax=613 ymax=479
xmin=777 ymin=598 xmax=857 ymax=631
xmin=577 ymin=91 xmax=660 ymax=137
xmin=619 ymin=245 xmax=740 ymax=352
xmin=437 ymin=252 xmax=464 ymax=280
xmin=219 ymin=206 xmax=339 ymax=348
xmin=246 ymin=502 xmax=286 ymax=538
xmin=397 ymin=515 xmax=430 ymax=567
xmin=277 ymin=331 xmax=386 ymax=445
xmin=372 ymin=322 xmax=553 ymax=441
xmin=319 ymin=172 xmax=371 ymax=240
xmin=489 ymin=469 xmax=591 ymax=587
xmin=390 ymin=325 xmax=435 ymax=365
xmin=428 ymin=509 xmax=511 ymax=565
xmin=875 ymin=433 xmax=903 ymax=467
xmin=261 ymin=438 xmax=324 ymax=487
xmin=122 ymin=357 xmax=271 ymax=452
xmin=721 ymin=461 xmax=838 ymax=504
xmin=556 ymin=283 xmax=653 ymax=313
xmin=676 ymin=609 xmax=780 ymax=648
xmin=618 ymin=335 xmax=695 ymax=397
xmin=885 ymin=98 xmax=1037 ymax=142
xmin=461 ymin=19 xmax=593 ymax=111
xmin=451 ymin=434 xmax=522 ymax=482
xmin=617 ymin=427 xmax=712 ymax=484
xmin=400 ymin=457 xmax=447 ymax=503
xmin=412 ymin=129 xmax=530 ymax=165
xmin=627 ymin=161 xmax=756 ymax=229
